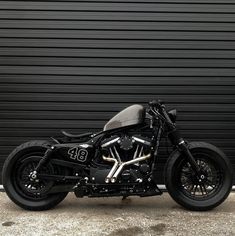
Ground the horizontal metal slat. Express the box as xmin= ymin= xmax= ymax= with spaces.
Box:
xmin=1 ymin=93 xmax=235 ymax=104
xmin=2 ymin=11 xmax=235 ymax=22
xmin=2 ymin=29 xmax=235 ymax=40
xmin=2 ymin=66 xmax=235 ymax=76
xmin=1 ymin=102 xmax=235 ymax=112
xmin=1 ymin=2 xmax=235 ymax=13
xmin=0 ymin=75 xmax=235 ymax=86
xmin=0 ymin=84 xmax=234 ymax=94
xmin=2 ymin=0 xmax=235 ymax=4
xmin=1 ymin=39 xmax=235 ymax=50
xmin=2 ymin=48 xmax=235 ymax=58
xmin=2 ymin=57 xmax=235 ymax=68
xmin=2 ymin=20 xmax=235 ymax=32
xmin=48 ymin=0 xmax=235 ymax=3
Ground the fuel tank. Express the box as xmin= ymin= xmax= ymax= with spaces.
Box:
xmin=103 ymin=104 xmax=145 ymax=131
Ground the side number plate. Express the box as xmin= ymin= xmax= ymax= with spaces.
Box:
xmin=68 ymin=147 xmax=88 ymax=162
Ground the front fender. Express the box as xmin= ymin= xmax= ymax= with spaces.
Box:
xmin=166 ymin=141 xmax=227 ymax=169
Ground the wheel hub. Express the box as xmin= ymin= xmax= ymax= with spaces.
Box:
xmin=29 ymin=171 xmax=38 ymax=181
xmin=15 ymin=156 xmax=54 ymax=198
xmin=196 ymin=172 xmax=208 ymax=184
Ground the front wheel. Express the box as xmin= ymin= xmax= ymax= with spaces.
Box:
xmin=165 ymin=142 xmax=233 ymax=211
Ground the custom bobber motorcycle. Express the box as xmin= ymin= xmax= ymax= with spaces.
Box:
xmin=2 ymin=100 xmax=233 ymax=211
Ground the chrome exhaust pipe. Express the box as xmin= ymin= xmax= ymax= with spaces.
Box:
xmin=102 ymin=155 xmax=119 ymax=183
xmin=110 ymin=153 xmax=151 ymax=183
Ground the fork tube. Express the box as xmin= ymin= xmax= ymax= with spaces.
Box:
xmin=179 ymin=141 xmax=200 ymax=174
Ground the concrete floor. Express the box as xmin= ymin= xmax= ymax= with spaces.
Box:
xmin=0 ymin=192 xmax=234 ymax=236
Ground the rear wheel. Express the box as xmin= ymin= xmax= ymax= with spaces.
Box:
xmin=2 ymin=141 xmax=68 ymax=211
xmin=165 ymin=142 xmax=233 ymax=211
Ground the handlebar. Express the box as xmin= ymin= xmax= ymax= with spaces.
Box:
xmin=148 ymin=99 xmax=165 ymax=109
xmin=148 ymin=99 xmax=174 ymax=126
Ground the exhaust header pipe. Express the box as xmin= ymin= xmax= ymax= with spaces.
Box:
xmin=110 ymin=153 xmax=151 ymax=183
xmin=103 ymin=153 xmax=151 ymax=183
xmin=102 ymin=155 xmax=119 ymax=183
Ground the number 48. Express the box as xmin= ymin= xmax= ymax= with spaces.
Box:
xmin=68 ymin=147 xmax=88 ymax=162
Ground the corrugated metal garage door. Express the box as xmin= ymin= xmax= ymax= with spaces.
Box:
xmin=0 ymin=0 xmax=235 ymax=183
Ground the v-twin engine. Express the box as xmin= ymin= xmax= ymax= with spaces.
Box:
xmin=100 ymin=135 xmax=152 ymax=183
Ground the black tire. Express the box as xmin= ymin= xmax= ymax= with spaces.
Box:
xmin=2 ymin=140 xmax=68 ymax=211
xmin=165 ymin=142 xmax=233 ymax=211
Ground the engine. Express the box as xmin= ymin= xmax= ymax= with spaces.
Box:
xmin=99 ymin=134 xmax=152 ymax=184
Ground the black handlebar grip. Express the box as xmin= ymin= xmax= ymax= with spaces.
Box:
xmin=158 ymin=99 xmax=165 ymax=105
xmin=149 ymin=100 xmax=158 ymax=106
xmin=149 ymin=99 xmax=165 ymax=108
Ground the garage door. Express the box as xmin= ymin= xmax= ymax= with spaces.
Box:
xmin=0 ymin=0 xmax=235 ymax=183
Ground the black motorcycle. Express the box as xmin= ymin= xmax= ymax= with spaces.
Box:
xmin=2 ymin=100 xmax=233 ymax=211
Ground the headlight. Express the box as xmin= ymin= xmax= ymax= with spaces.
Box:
xmin=168 ymin=109 xmax=177 ymax=123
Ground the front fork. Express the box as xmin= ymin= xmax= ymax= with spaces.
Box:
xmin=168 ymin=128 xmax=200 ymax=174
xmin=178 ymin=140 xmax=200 ymax=174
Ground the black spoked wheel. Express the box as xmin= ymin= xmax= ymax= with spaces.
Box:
xmin=3 ymin=141 xmax=68 ymax=211
xmin=14 ymin=156 xmax=54 ymax=200
xmin=178 ymin=155 xmax=223 ymax=200
xmin=165 ymin=142 xmax=233 ymax=211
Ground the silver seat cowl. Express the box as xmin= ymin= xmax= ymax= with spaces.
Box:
xmin=103 ymin=104 xmax=145 ymax=131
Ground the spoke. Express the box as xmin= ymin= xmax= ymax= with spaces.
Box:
xmin=199 ymin=184 xmax=205 ymax=196
xmin=181 ymin=172 xmax=192 ymax=177
xmin=207 ymin=173 xmax=219 ymax=178
xmin=183 ymin=183 xmax=193 ymax=190
xmin=180 ymin=157 xmax=223 ymax=199
xmin=205 ymin=181 xmax=216 ymax=190
xmin=202 ymin=183 xmax=208 ymax=194
xmin=183 ymin=179 xmax=193 ymax=186
xmin=186 ymin=184 xmax=193 ymax=193
xmin=21 ymin=174 xmax=29 ymax=180
xmin=182 ymin=168 xmax=191 ymax=173
xmin=21 ymin=174 xmax=29 ymax=177
xmin=206 ymin=179 xmax=215 ymax=186
xmin=32 ymin=162 xmax=36 ymax=169
xmin=192 ymin=184 xmax=197 ymax=195
xmin=29 ymin=163 xmax=35 ymax=172
xmin=181 ymin=177 xmax=193 ymax=187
